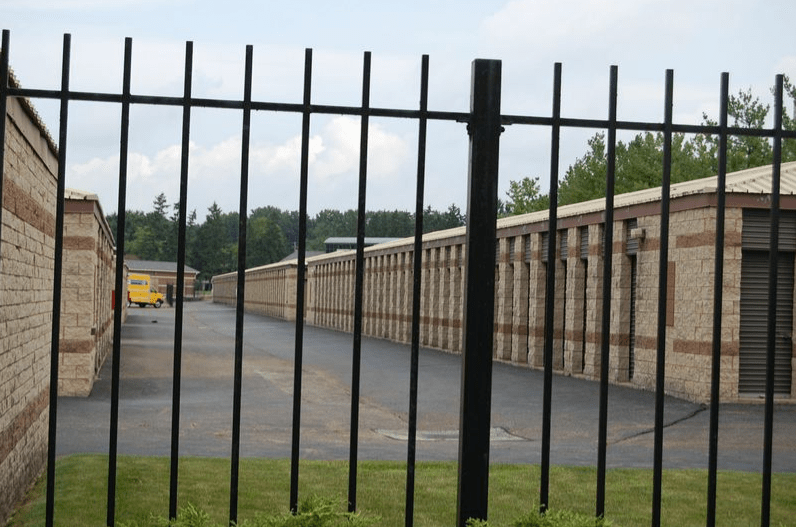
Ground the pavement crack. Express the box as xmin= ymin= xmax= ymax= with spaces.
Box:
xmin=610 ymin=405 xmax=707 ymax=445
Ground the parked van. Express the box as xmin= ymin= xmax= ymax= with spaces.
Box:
xmin=127 ymin=273 xmax=165 ymax=308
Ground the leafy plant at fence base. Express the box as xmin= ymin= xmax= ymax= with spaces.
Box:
xmin=117 ymin=496 xmax=379 ymax=527
xmin=466 ymin=508 xmax=611 ymax=527
xmin=117 ymin=502 xmax=212 ymax=527
xmin=247 ymin=495 xmax=379 ymax=527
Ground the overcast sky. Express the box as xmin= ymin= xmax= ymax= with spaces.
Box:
xmin=3 ymin=0 xmax=794 ymax=220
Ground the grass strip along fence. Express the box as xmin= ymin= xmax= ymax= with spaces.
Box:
xmin=7 ymin=455 xmax=795 ymax=526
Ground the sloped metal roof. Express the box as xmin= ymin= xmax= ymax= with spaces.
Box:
xmin=324 ymin=237 xmax=403 ymax=245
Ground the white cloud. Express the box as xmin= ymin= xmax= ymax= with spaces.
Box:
xmin=310 ymin=117 xmax=361 ymax=180
xmin=66 ymin=115 xmax=410 ymax=216
xmin=367 ymin=122 xmax=410 ymax=180
xmin=304 ymin=116 xmax=410 ymax=183
xmin=480 ymin=0 xmax=652 ymax=55
xmin=774 ymin=57 xmax=796 ymax=79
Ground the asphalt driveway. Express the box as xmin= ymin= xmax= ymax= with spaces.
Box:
xmin=56 ymin=300 xmax=796 ymax=472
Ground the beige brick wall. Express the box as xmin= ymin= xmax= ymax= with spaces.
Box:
xmin=583 ymin=223 xmax=605 ymax=377
xmin=564 ymin=228 xmax=587 ymax=375
xmin=1 ymin=95 xmax=58 ymax=526
xmin=59 ymin=199 xmax=116 ymax=397
xmin=527 ymin=232 xmax=546 ymax=368
xmin=214 ymin=264 xmax=294 ymax=320
xmin=510 ymin=237 xmax=528 ymax=364
xmin=627 ymin=207 xmax=745 ymax=402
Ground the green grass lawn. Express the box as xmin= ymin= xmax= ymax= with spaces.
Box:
xmin=7 ymin=455 xmax=795 ymax=526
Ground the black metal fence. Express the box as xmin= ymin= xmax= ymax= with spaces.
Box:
xmin=1 ymin=30 xmax=794 ymax=527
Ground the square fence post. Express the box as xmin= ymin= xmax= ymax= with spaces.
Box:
xmin=457 ymin=58 xmax=501 ymax=527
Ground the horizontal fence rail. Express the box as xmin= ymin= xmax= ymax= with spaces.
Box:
xmin=1 ymin=29 xmax=795 ymax=527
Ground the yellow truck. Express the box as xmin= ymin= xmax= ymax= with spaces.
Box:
xmin=127 ymin=273 xmax=165 ymax=308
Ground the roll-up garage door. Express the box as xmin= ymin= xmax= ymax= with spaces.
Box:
xmin=580 ymin=227 xmax=589 ymax=260
xmin=541 ymin=232 xmax=549 ymax=262
xmin=742 ymin=209 xmax=796 ymax=250
xmin=739 ymin=251 xmax=794 ymax=395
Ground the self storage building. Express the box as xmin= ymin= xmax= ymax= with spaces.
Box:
xmin=493 ymin=161 xmax=796 ymax=403
xmin=214 ymin=162 xmax=796 ymax=404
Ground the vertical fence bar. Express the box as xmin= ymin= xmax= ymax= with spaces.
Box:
xmin=169 ymin=40 xmax=193 ymax=521
xmin=539 ymin=62 xmax=562 ymax=514
xmin=706 ymin=72 xmax=729 ymax=527
xmin=107 ymin=36 xmax=133 ymax=527
xmin=290 ymin=47 xmax=313 ymax=514
xmin=348 ymin=50 xmax=371 ymax=513
xmin=0 ymin=30 xmax=8 ymax=244
xmin=229 ymin=44 xmax=253 ymax=526
xmin=456 ymin=58 xmax=501 ymax=527
xmin=405 ymin=53 xmax=429 ymax=527
xmin=761 ymin=74 xmax=784 ymax=527
xmin=45 ymin=32 xmax=71 ymax=527
xmin=596 ymin=64 xmax=618 ymax=519
xmin=651 ymin=69 xmax=674 ymax=527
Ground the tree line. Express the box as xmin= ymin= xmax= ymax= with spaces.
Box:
xmin=106 ymin=200 xmax=465 ymax=281
xmin=502 ymin=81 xmax=796 ymax=215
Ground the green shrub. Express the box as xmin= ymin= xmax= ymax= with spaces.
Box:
xmin=465 ymin=508 xmax=611 ymax=527
xmin=118 ymin=496 xmax=379 ymax=527
xmin=118 ymin=502 xmax=213 ymax=527
xmin=511 ymin=508 xmax=611 ymax=527
xmin=243 ymin=495 xmax=379 ymax=526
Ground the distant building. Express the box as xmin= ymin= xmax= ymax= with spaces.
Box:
xmin=125 ymin=259 xmax=200 ymax=299
xmin=324 ymin=237 xmax=401 ymax=253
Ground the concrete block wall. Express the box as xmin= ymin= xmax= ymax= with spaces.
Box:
xmin=0 ymin=92 xmax=59 ymax=526
xmin=582 ymin=223 xmax=605 ymax=378
xmin=609 ymin=220 xmax=632 ymax=383
xmin=563 ymin=228 xmax=587 ymax=375
xmin=59 ymin=195 xmax=116 ymax=397
xmin=527 ymin=232 xmax=546 ymax=368
xmin=510 ymin=236 xmax=529 ymax=364
xmin=213 ymin=264 xmax=293 ymax=320
xmin=629 ymin=207 xmax=745 ymax=402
